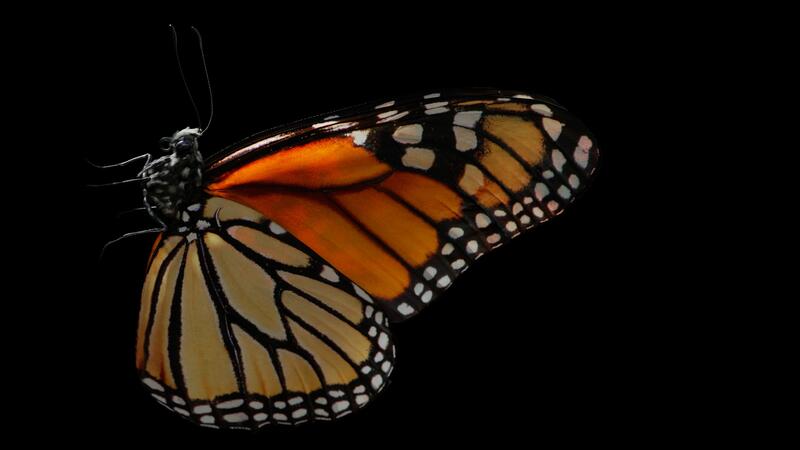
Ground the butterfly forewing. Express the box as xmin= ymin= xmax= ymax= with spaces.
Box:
xmin=204 ymin=91 xmax=599 ymax=321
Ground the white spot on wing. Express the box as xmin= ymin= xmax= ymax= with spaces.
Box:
xmin=448 ymin=227 xmax=464 ymax=239
xmin=217 ymin=399 xmax=244 ymax=409
xmin=377 ymin=110 xmax=399 ymax=119
xmin=451 ymin=259 xmax=466 ymax=270
xmin=436 ymin=275 xmax=451 ymax=288
xmin=441 ymin=243 xmax=454 ymax=255
xmin=454 ymin=127 xmax=478 ymax=151
xmin=530 ymin=104 xmax=553 ymax=117
xmin=194 ymin=405 xmax=212 ymax=414
xmin=552 ymin=149 xmax=567 ymax=172
xmin=223 ymin=412 xmax=249 ymax=423
xmin=392 ymin=124 xmax=423 ymax=144
xmin=351 ymin=129 xmax=370 ymax=146
xmin=569 ymin=174 xmax=580 ymax=188
xmin=535 ymin=183 xmax=549 ymax=201
xmin=269 ymin=222 xmax=286 ymax=234
xmin=377 ymin=111 xmax=410 ymax=123
xmin=375 ymin=100 xmax=395 ymax=109
xmin=312 ymin=120 xmax=338 ymax=129
xmin=424 ymin=93 xmax=441 ymax=99
xmin=371 ymin=374 xmax=384 ymax=389
xmin=425 ymin=101 xmax=448 ymax=109
xmin=397 ymin=303 xmax=415 ymax=315
xmin=542 ymin=118 xmax=564 ymax=141
xmin=475 ymin=213 xmax=491 ymax=228
xmin=142 ymin=378 xmax=164 ymax=392
xmin=378 ymin=332 xmax=389 ymax=349
xmin=575 ymin=136 xmax=592 ymax=168
xmin=425 ymin=107 xmax=449 ymax=115
xmin=330 ymin=122 xmax=357 ymax=132
xmin=320 ymin=265 xmax=339 ymax=282
xmin=558 ymin=185 xmax=571 ymax=199
xmin=401 ymin=147 xmax=436 ymax=170
xmin=423 ymin=266 xmax=437 ymax=280
xmin=332 ymin=400 xmax=350 ymax=413
xmin=466 ymin=240 xmax=479 ymax=254
xmin=353 ymin=284 xmax=373 ymax=303
xmin=453 ymin=110 xmax=483 ymax=128
xmin=487 ymin=234 xmax=501 ymax=244
xmin=421 ymin=290 xmax=432 ymax=303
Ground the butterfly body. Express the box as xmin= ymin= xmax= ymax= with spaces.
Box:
xmin=143 ymin=128 xmax=204 ymax=224
xmin=131 ymin=90 xmax=599 ymax=429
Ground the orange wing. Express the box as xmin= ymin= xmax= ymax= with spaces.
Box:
xmin=205 ymin=91 xmax=599 ymax=320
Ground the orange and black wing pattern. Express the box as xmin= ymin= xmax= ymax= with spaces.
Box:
xmin=138 ymin=198 xmax=393 ymax=428
xmin=204 ymin=91 xmax=599 ymax=320
xmin=136 ymin=90 xmax=599 ymax=429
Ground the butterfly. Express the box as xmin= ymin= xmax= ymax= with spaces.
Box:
xmin=118 ymin=88 xmax=598 ymax=429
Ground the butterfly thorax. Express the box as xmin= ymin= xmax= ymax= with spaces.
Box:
xmin=143 ymin=128 xmax=204 ymax=225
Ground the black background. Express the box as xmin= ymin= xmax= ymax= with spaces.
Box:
xmin=49 ymin=16 xmax=701 ymax=445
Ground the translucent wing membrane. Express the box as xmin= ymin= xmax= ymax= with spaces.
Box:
xmin=137 ymin=198 xmax=394 ymax=429
xmin=204 ymin=92 xmax=599 ymax=321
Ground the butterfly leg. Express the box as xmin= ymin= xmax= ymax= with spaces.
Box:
xmin=86 ymin=153 xmax=151 ymax=171
xmin=100 ymin=227 xmax=164 ymax=259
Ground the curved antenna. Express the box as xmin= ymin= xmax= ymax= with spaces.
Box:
xmin=191 ymin=26 xmax=214 ymax=135
xmin=170 ymin=24 xmax=202 ymax=129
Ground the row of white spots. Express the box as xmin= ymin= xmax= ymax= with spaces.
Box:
xmin=144 ymin=375 xmax=389 ymax=426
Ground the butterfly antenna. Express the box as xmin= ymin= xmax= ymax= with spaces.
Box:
xmin=170 ymin=24 xmax=203 ymax=130
xmin=191 ymin=26 xmax=214 ymax=135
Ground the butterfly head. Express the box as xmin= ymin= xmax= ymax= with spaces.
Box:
xmin=143 ymin=128 xmax=205 ymax=225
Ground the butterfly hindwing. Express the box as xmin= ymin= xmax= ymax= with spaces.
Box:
xmin=204 ymin=91 xmax=599 ymax=321
xmin=137 ymin=197 xmax=394 ymax=429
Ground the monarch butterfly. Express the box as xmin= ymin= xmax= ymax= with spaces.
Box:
xmin=105 ymin=77 xmax=599 ymax=428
